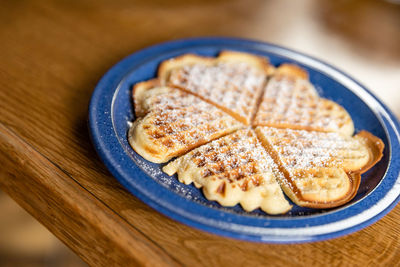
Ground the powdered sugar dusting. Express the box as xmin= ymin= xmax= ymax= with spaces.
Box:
xmin=169 ymin=62 xmax=265 ymax=122
xmin=141 ymin=88 xmax=241 ymax=150
xmin=259 ymin=127 xmax=364 ymax=173
xmin=256 ymin=76 xmax=350 ymax=131
xmin=185 ymin=129 xmax=283 ymax=191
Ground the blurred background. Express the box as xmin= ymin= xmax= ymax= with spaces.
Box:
xmin=0 ymin=191 xmax=85 ymax=266
xmin=1 ymin=0 xmax=399 ymax=266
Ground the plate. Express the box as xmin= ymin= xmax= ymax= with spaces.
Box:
xmin=88 ymin=37 xmax=400 ymax=243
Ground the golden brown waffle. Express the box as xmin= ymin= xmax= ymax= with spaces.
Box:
xmin=128 ymin=51 xmax=384 ymax=214
xmin=128 ymin=80 xmax=243 ymax=163
xmin=163 ymin=129 xmax=292 ymax=214
xmin=255 ymin=126 xmax=384 ymax=208
xmin=254 ymin=64 xmax=354 ymax=136
xmin=159 ymin=51 xmax=273 ymax=125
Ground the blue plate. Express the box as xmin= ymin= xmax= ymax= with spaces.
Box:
xmin=89 ymin=37 xmax=400 ymax=243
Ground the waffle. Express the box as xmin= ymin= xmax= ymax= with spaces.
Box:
xmin=255 ymin=127 xmax=384 ymax=208
xmin=159 ymin=51 xmax=273 ymax=125
xmin=128 ymin=51 xmax=384 ymax=214
xmin=128 ymin=79 xmax=243 ymax=163
xmin=163 ymin=129 xmax=292 ymax=214
xmin=254 ymin=64 xmax=355 ymax=136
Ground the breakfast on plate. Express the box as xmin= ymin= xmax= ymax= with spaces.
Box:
xmin=128 ymin=50 xmax=384 ymax=214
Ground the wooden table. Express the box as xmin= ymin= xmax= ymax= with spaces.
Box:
xmin=1 ymin=1 xmax=400 ymax=266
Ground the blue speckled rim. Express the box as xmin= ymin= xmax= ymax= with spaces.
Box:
xmin=89 ymin=37 xmax=400 ymax=243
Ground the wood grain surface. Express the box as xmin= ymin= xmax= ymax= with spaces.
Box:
xmin=1 ymin=0 xmax=399 ymax=266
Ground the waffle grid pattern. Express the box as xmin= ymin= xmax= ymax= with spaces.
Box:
xmin=143 ymin=89 xmax=239 ymax=148
xmin=254 ymin=75 xmax=353 ymax=133
xmin=130 ymin=87 xmax=242 ymax=162
xmin=169 ymin=61 xmax=265 ymax=124
xmin=255 ymin=127 xmax=369 ymax=198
